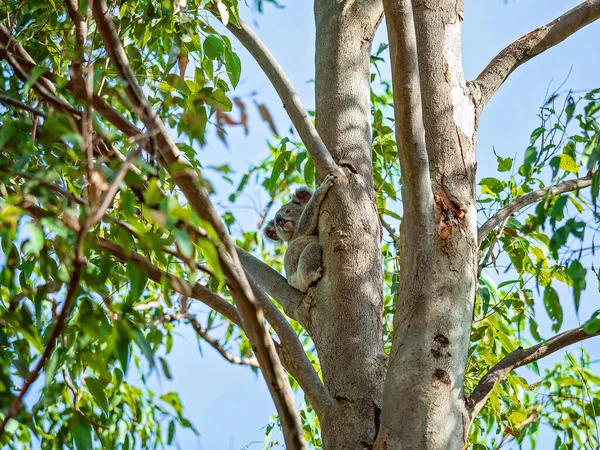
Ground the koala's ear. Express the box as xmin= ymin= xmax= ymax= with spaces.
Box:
xmin=263 ymin=220 xmax=280 ymax=241
xmin=294 ymin=187 xmax=313 ymax=205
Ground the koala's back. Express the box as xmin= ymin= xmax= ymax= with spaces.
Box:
xmin=284 ymin=235 xmax=319 ymax=275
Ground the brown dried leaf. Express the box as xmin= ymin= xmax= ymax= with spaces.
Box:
xmin=178 ymin=54 xmax=189 ymax=78
xmin=256 ymin=102 xmax=278 ymax=135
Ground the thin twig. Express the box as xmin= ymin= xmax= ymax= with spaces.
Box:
xmin=187 ymin=315 xmax=260 ymax=368
xmin=478 ymin=174 xmax=593 ymax=246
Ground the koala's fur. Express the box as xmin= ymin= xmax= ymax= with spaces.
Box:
xmin=264 ymin=174 xmax=336 ymax=292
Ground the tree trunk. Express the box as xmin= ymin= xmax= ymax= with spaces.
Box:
xmin=307 ymin=1 xmax=387 ymax=448
xmin=374 ymin=0 xmax=478 ymax=448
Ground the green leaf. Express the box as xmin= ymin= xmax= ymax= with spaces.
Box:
xmin=25 ymin=223 xmax=45 ymax=256
xmin=543 ymin=286 xmax=563 ymax=332
xmin=197 ymin=238 xmax=223 ymax=281
xmin=566 ymin=260 xmax=586 ymax=312
xmin=497 ymin=156 xmax=513 ymax=172
xmin=167 ymin=420 xmax=176 ymax=445
xmin=225 ymin=51 xmax=242 ymax=88
xmin=479 ymin=177 xmax=505 ymax=195
xmin=125 ymin=265 xmax=148 ymax=309
xmin=70 ymin=412 xmax=93 ymax=450
xmin=159 ymin=356 xmax=173 ymax=380
xmin=203 ymin=36 xmax=224 ymax=59
xmin=583 ymin=310 xmax=600 ymax=334
xmin=132 ymin=327 xmax=155 ymax=368
xmin=86 ymin=377 xmax=109 ymax=413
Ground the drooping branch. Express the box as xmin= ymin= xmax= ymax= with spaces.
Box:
xmin=186 ymin=315 xmax=260 ymax=368
xmin=383 ymin=0 xmax=434 ymax=224
xmin=472 ymin=0 xmax=600 ymax=112
xmin=91 ymin=3 xmax=305 ymax=447
xmin=224 ymin=18 xmax=340 ymax=177
xmin=467 ymin=325 xmax=600 ymax=419
xmin=477 ymin=174 xmax=593 ymax=246
xmin=158 ymin=308 xmax=259 ymax=368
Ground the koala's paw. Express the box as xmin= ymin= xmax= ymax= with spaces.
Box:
xmin=308 ymin=267 xmax=323 ymax=284
xmin=321 ymin=174 xmax=337 ymax=188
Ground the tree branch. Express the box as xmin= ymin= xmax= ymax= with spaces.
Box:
xmin=92 ymin=3 xmax=305 ymax=446
xmin=235 ymin=246 xmax=303 ymax=318
xmin=8 ymin=280 xmax=62 ymax=312
xmin=95 ymin=237 xmax=243 ymax=327
xmin=246 ymin=274 xmax=332 ymax=416
xmin=467 ymin=326 xmax=600 ymax=419
xmin=477 ymin=174 xmax=593 ymax=246
xmin=224 ymin=18 xmax=340 ymax=177
xmin=186 ymin=315 xmax=260 ymax=368
xmin=0 ymin=94 xmax=47 ymax=117
xmin=383 ymin=0 xmax=434 ymax=224
xmin=0 ymin=226 xmax=86 ymax=437
xmin=471 ymin=0 xmax=600 ymax=112
xmin=11 ymin=193 xmax=325 ymax=412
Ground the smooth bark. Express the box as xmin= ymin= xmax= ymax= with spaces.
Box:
xmin=312 ymin=1 xmax=387 ymax=448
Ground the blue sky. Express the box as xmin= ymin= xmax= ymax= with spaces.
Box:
xmin=144 ymin=1 xmax=600 ymax=448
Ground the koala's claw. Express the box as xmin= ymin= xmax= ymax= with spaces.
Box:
xmin=321 ymin=174 xmax=337 ymax=189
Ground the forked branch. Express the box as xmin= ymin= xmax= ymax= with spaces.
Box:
xmin=225 ymin=18 xmax=340 ymax=177
xmin=477 ymin=174 xmax=593 ymax=245
xmin=467 ymin=325 xmax=600 ymax=419
xmin=472 ymin=0 xmax=600 ymax=112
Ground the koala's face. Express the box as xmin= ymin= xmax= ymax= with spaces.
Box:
xmin=264 ymin=187 xmax=312 ymax=242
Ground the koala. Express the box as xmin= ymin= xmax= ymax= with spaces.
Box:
xmin=264 ymin=174 xmax=336 ymax=292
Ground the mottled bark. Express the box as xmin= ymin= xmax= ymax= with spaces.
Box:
xmin=309 ymin=1 xmax=387 ymax=448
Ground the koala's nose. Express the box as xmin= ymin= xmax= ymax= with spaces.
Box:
xmin=276 ymin=217 xmax=285 ymax=227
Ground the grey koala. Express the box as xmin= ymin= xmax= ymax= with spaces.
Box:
xmin=264 ymin=174 xmax=337 ymax=292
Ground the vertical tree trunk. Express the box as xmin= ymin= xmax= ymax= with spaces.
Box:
xmin=308 ymin=1 xmax=387 ymax=448
xmin=374 ymin=0 xmax=478 ymax=448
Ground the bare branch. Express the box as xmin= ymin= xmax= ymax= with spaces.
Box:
xmin=472 ymin=0 xmax=600 ymax=112
xmin=92 ymin=3 xmax=305 ymax=446
xmin=246 ymin=274 xmax=332 ymax=416
xmin=224 ymin=18 xmax=340 ymax=177
xmin=186 ymin=315 xmax=260 ymax=368
xmin=467 ymin=326 xmax=600 ymax=419
xmin=0 ymin=95 xmax=47 ymax=117
xmin=380 ymin=217 xmax=399 ymax=244
xmin=383 ymin=0 xmax=434 ymax=224
xmin=235 ymin=246 xmax=303 ymax=318
xmin=477 ymin=174 xmax=593 ymax=246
